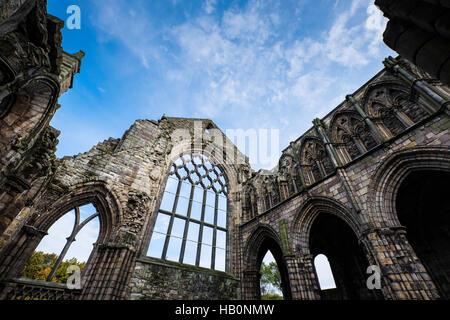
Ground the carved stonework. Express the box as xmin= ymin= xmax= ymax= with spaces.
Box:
xmin=332 ymin=112 xmax=378 ymax=161
xmin=300 ymin=138 xmax=333 ymax=184
xmin=122 ymin=190 xmax=151 ymax=237
xmin=16 ymin=126 xmax=59 ymax=183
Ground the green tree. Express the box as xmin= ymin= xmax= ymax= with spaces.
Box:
xmin=20 ymin=251 xmax=86 ymax=283
xmin=260 ymin=261 xmax=283 ymax=300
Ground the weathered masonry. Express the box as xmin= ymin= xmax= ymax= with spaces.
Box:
xmin=376 ymin=0 xmax=450 ymax=85
xmin=1 ymin=0 xmax=450 ymax=300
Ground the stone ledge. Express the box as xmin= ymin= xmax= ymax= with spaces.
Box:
xmin=136 ymin=256 xmax=240 ymax=281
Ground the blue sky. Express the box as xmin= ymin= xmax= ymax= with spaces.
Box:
xmin=48 ymin=0 xmax=395 ymax=169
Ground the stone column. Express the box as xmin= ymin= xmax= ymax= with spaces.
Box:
xmin=284 ymin=255 xmax=305 ymax=300
xmin=295 ymin=253 xmax=321 ymax=300
xmin=242 ymin=270 xmax=261 ymax=300
xmin=312 ymin=119 xmax=341 ymax=168
xmin=0 ymin=225 xmax=47 ymax=299
xmin=346 ymin=94 xmax=386 ymax=144
xmin=313 ymin=118 xmax=363 ymax=213
xmin=80 ymin=232 xmax=137 ymax=300
xmin=362 ymin=226 xmax=440 ymax=300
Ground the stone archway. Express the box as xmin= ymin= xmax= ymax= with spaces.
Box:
xmin=366 ymin=146 xmax=450 ymax=299
xmin=396 ymin=170 xmax=450 ymax=299
xmin=0 ymin=182 xmax=123 ymax=299
xmin=242 ymin=225 xmax=292 ymax=300
xmin=309 ymin=213 xmax=382 ymax=300
xmin=291 ymin=197 xmax=382 ymax=300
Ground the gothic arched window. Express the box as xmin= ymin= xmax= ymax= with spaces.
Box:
xmin=21 ymin=203 xmax=100 ymax=283
xmin=365 ymin=86 xmax=430 ymax=139
xmin=244 ymin=185 xmax=258 ymax=220
xmin=314 ymin=254 xmax=337 ymax=290
xmin=147 ymin=153 xmax=228 ymax=271
xmin=331 ymin=112 xmax=378 ymax=163
xmin=300 ymin=139 xmax=334 ymax=185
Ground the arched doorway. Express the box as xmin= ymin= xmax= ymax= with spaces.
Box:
xmin=243 ymin=227 xmax=292 ymax=300
xmin=396 ymin=170 xmax=450 ymax=299
xmin=260 ymin=250 xmax=284 ymax=300
xmin=310 ymin=213 xmax=382 ymax=300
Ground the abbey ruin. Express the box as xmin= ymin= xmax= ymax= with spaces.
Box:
xmin=0 ymin=0 xmax=449 ymax=300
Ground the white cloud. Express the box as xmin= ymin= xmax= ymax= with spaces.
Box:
xmin=203 ymin=0 xmax=218 ymax=14
xmin=92 ymin=0 xmax=158 ymax=69
xmin=89 ymin=0 xmax=391 ymax=170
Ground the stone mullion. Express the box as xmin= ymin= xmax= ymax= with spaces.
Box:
xmin=289 ymin=142 xmax=307 ymax=191
xmin=363 ymin=227 xmax=440 ymax=300
xmin=393 ymin=108 xmax=415 ymax=128
xmin=179 ymin=184 xmax=195 ymax=264
xmin=161 ymin=180 xmax=182 ymax=260
xmin=195 ymin=189 xmax=207 ymax=267
xmin=346 ymin=94 xmax=386 ymax=144
xmin=352 ymin=136 xmax=367 ymax=154
xmin=211 ymin=193 xmax=219 ymax=270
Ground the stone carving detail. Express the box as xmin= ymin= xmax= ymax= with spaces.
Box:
xmin=300 ymin=138 xmax=333 ymax=185
xmin=122 ymin=190 xmax=151 ymax=237
xmin=17 ymin=126 xmax=59 ymax=183
xmin=243 ymin=185 xmax=258 ymax=219
xmin=279 ymin=154 xmax=301 ymax=196
xmin=331 ymin=113 xmax=378 ymax=161
xmin=366 ymin=86 xmax=429 ymax=138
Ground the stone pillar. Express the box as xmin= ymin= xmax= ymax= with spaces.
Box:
xmin=375 ymin=0 xmax=450 ymax=84
xmin=362 ymin=226 xmax=440 ymax=300
xmin=284 ymin=255 xmax=305 ymax=300
xmin=242 ymin=270 xmax=261 ymax=300
xmin=295 ymin=254 xmax=321 ymax=300
xmin=80 ymin=232 xmax=137 ymax=300
xmin=312 ymin=119 xmax=341 ymax=168
xmin=0 ymin=224 xmax=46 ymax=299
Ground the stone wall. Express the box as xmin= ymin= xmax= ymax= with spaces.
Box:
xmin=130 ymin=258 xmax=240 ymax=300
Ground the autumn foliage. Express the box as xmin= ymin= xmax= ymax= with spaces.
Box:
xmin=20 ymin=251 xmax=86 ymax=283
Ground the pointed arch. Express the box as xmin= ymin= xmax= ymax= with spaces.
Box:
xmin=299 ymin=137 xmax=334 ymax=185
xmin=367 ymin=146 xmax=450 ymax=227
xmin=362 ymin=81 xmax=431 ymax=139
xmin=291 ymin=196 xmax=363 ymax=255
xmin=0 ymin=181 xmax=122 ymax=284
xmin=291 ymin=197 xmax=381 ymax=300
xmin=329 ymin=111 xmax=378 ymax=162
xmin=242 ymin=224 xmax=292 ymax=300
